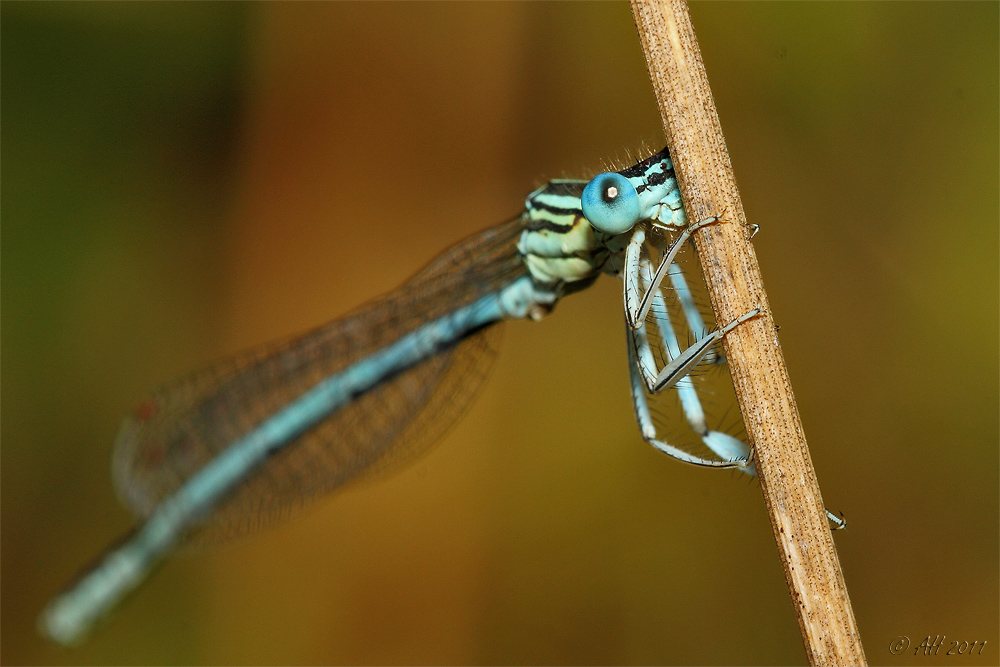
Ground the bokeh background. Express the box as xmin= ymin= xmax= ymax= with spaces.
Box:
xmin=3 ymin=2 xmax=997 ymax=665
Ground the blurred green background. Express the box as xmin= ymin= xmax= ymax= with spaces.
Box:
xmin=3 ymin=2 xmax=997 ymax=665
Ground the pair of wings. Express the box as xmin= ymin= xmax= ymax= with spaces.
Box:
xmin=113 ymin=217 xmax=526 ymax=543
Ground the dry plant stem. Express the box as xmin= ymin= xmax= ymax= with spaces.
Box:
xmin=628 ymin=1 xmax=866 ymax=665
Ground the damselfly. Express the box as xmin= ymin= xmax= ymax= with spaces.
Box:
xmin=40 ymin=146 xmax=832 ymax=646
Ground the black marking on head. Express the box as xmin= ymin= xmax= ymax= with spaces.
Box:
xmin=647 ymin=169 xmax=669 ymax=188
xmin=632 ymin=159 xmax=675 ymax=196
xmin=619 ymin=146 xmax=671 ymax=178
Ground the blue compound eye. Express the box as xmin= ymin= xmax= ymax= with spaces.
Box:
xmin=581 ymin=172 xmax=641 ymax=234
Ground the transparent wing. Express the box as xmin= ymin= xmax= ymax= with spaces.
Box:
xmin=112 ymin=217 xmax=526 ymax=542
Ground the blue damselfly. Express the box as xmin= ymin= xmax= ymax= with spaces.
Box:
xmin=40 ymin=146 xmax=833 ymax=646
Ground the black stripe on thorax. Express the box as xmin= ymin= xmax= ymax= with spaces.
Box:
xmin=528 ymin=199 xmax=583 ymax=217
xmin=525 ymin=215 xmax=583 ymax=234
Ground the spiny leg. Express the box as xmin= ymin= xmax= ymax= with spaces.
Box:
xmin=626 ymin=320 xmax=750 ymax=470
xmin=625 ymin=248 xmax=759 ymax=395
xmin=622 ymin=227 xmax=646 ymax=330
xmin=652 ymin=306 xmax=760 ymax=393
xmin=639 ymin=260 xmax=757 ymax=468
xmin=622 ymin=226 xmax=727 ymax=389
xmin=666 ymin=259 xmax=722 ymax=366
xmin=630 ymin=252 xmax=761 ymax=394
xmin=638 ymin=259 xmax=707 ymax=436
xmin=628 ymin=214 xmax=725 ymax=329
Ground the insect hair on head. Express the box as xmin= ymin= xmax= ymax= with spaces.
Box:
xmin=599 ymin=138 xmax=659 ymax=174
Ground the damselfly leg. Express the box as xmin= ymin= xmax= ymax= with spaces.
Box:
xmin=621 ymin=218 xmax=846 ymax=530
xmin=626 ymin=244 xmax=758 ymax=470
xmin=626 ymin=213 xmax=725 ymax=329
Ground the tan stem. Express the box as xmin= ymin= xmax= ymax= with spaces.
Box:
xmin=628 ymin=1 xmax=867 ymax=665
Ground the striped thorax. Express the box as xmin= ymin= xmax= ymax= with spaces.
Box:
xmin=517 ymin=146 xmax=687 ymax=292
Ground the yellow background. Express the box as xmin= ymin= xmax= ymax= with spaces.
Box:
xmin=3 ymin=2 xmax=997 ymax=665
